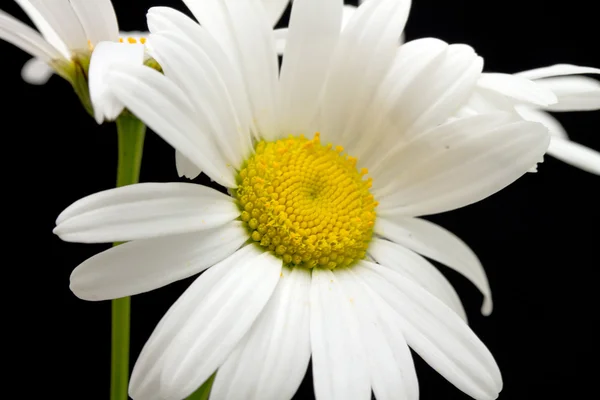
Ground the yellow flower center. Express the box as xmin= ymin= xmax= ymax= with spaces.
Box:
xmin=236 ymin=133 xmax=377 ymax=269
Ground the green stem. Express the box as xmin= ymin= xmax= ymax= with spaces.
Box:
xmin=111 ymin=115 xmax=146 ymax=400
xmin=186 ymin=373 xmax=217 ymax=400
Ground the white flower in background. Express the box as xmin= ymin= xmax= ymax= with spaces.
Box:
xmin=55 ymin=0 xmax=551 ymax=399
xmin=0 ymin=0 xmax=147 ymax=122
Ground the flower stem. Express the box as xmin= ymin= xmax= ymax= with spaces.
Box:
xmin=186 ymin=373 xmax=217 ymax=400
xmin=111 ymin=115 xmax=146 ymax=400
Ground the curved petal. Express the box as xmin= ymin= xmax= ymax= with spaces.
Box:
xmin=70 ymin=0 xmax=119 ymax=45
xmin=320 ymin=0 xmax=411 ymax=146
xmin=21 ymin=57 xmax=54 ymax=84
xmin=129 ymin=245 xmax=273 ymax=399
xmin=476 ymin=73 xmax=557 ymax=107
xmin=182 ymin=0 xmax=280 ymax=139
xmin=88 ymin=41 xmax=145 ymax=124
xmin=310 ymin=268 xmax=370 ymax=400
xmin=535 ymin=76 xmax=600 ymax=112
xmin=368 ymin=238 xmax=467 ymax=322
xmin=262 ymin=0 xmax=290 ymax=26
xmin=211 ymin=266 xmax=311 ymax=400
xmin=146 ymin=7 xmax=254 ymax=140
xmin=335 ymin=267 xmax=419 ymax=400
xmin=355 ymin=261 xmax=502 ymax=400
xmin=148 ymin=32 xmax=253 ymax=168
xmin=13 ymin=0 xmax=69 ymax=57
xmin=105 ymin=64 xmax=237 ymax=187
xmin=16 ymin=0 xmax=87 ymax=51
xmin=54 ymin=182 xmax=239 ymax=243
xmin=176 ymin=150 xmax=202 ymax=179
xmin=158 ymin=248 xmax=282 ymax=399
xmin=373 ymin=117 xmax=550 ymax=217
xmin=0 ymin=10 xmax=63 ymax=62
xmin=516 ymin=63 xmax=600 ymax=80
xmin=70 ymin=221 xmax=248 ymax=301
xmin=515 ymin=106 xmax=568 ymax=139
xmin=279 ymin=0 xmax=343 ymax=135
xmin=375 ymin=216 xmax=493 ymax=316
xmin=547 ymin=136 xmax=600 ymax=175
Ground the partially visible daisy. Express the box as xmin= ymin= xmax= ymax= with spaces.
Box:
xmin=55 ymin=0 xmax=551 ymax=399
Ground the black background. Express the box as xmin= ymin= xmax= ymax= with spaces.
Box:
xmin=2 ymin=0 xmax=598 ymax=399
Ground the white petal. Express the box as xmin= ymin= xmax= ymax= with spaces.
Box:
xmin=211 ymin=266 xmax=311 ymax=400
xmin=368 ymin=238 xmax=467 ymax=322
xmin=516 ymin=63 xmax=600 ymax=80
xmin=105 ymin=64 xmax=237 ymax=187
xmin=374 ymin=116 xmax=550 ymax=216
xmin=535 ymin=76 xmax=600 ymax=111
xmin=476 ymin=73 xmax=557 ymax=107
xmin=319 ymin=0 xmax=411 ymax=146
xmin=262 ymin=0 xmax=290 ymax=26
xmin=158 ymin=248 xmax=282 ymax=399
xmin=89 ymin=41 xmax=144 ymax=124
xmin=547 ymin=136 xmax=600 ymax=175
xmin=17 ymin=0 xmax=88 ymax=51
xmin=146 ymin=7 xmax=254 ymax=139
xmin=175 ymin=150 xmax=202 ymax=179
xmin=0 ymin=10 xmax=63 ymax=61
xmin=129 ymin=246 xmax=268 ymax=399
xmin=54 ymin=182 xmax=239 ymax=243
xmin=70 ymin=221 xmax=248 ymax=301
xmin=335 ymin=267 xmax=419 ymax=400
xmin=13 ymin=0 xmax=69 ymax=57
xmin=278 ymin=0 xmax=343 ymax=135
xmin=70 ymin=0 xmax=119 ymax=46
xmin=375 ymin=216 xmax=493 ymax=315
xmin=310 ymin=268 xmax=370 ymax=400
xmin=515 ymin=106 xmax=568 ymax=139
xmin=182 ymin=0 xmax=280 ymax=139
xmin=21 ymin=58 xmax=54 ymax=84
xmin=355 ymin=261 xmax=502 ymax=400
xmin=148 ymin=32 xmax=252 ymax=168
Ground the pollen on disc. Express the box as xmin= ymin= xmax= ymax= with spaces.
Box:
xmin=235 ymin=133 xmax=377 ymax=269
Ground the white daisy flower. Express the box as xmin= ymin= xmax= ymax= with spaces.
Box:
xmin=54 ymin=0 xmax=551 ymax=399
xmin=462 ymin=65 xmax=600 ymax=175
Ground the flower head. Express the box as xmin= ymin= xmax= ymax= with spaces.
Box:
xmin=55 ymin=0 xmax=552 ymax=399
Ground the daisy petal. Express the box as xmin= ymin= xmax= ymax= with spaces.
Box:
xmin=310 ymin=268 xmax=370 ymax=400
xmin=70 ymin=0 xmax=119 ymax=45
xmin=70 ymin=222 xmax=247 ymax=301
xmin=375 ymin=216 xmax=493 ymax=315
xmin=516 ymin=63 xmax=600 ymax=80
xmin=374 ymin=116 xmax=550 ymax=216
xmin=105 ymin=64 xmax=237 ymax=187
xmin=0 ymin=10 xmax=63 ymax=61
xmin=476 ymin=73 xmax=557 ymax=107
xmin=262 ymin=0 xmax=290 ymax=26
xmin=368 ymin=237 xmax=467 ymax=322
xmin=182 ymin=0 xmax=280 ymax=139
xmin=21 ymin=57 xmax=54 ymax=84
xmin=515 ymin=106 xmax=568 ymax=139
xmin=211 ymin=266 xmax=311 ymax=400
xmin=279 ymin=0 xmax=343 ymax=135
xmin=17 ymin=0 xmax=87 ymax=51
xmin=320 ymin=0 xmax=411 ymax=146
xmin=88 ymin=41 xmax=145 ymax=124
xmin=356 ymin=261 xmax=502 ymax=400
xmin=13 ymin=0 xmax=69 ymax=57
xmin=148 ymin=32 xmax=252 ymax=168
xmin=159 ymin=248 xmax=282 ymax=399
xmin=54 ymin=182 xmax=239 ymax=243
xmin=146 ymin=7 xmax=254 ymax=137
xmin=129 ymin=245 xmax=256 ymax=399
xmin=535 ymin=76 xmax=600 ymax=112
xmin=547 ymin=137 xmax=600 ymax=175
xmin=335 ymin=267 xmax=419 ymax=400
xmin=175 ymin=150 xmax=202 ymax=179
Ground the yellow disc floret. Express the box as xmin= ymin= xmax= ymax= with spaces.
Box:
xmin=235 ymin=133 xmax=377 ymax=269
